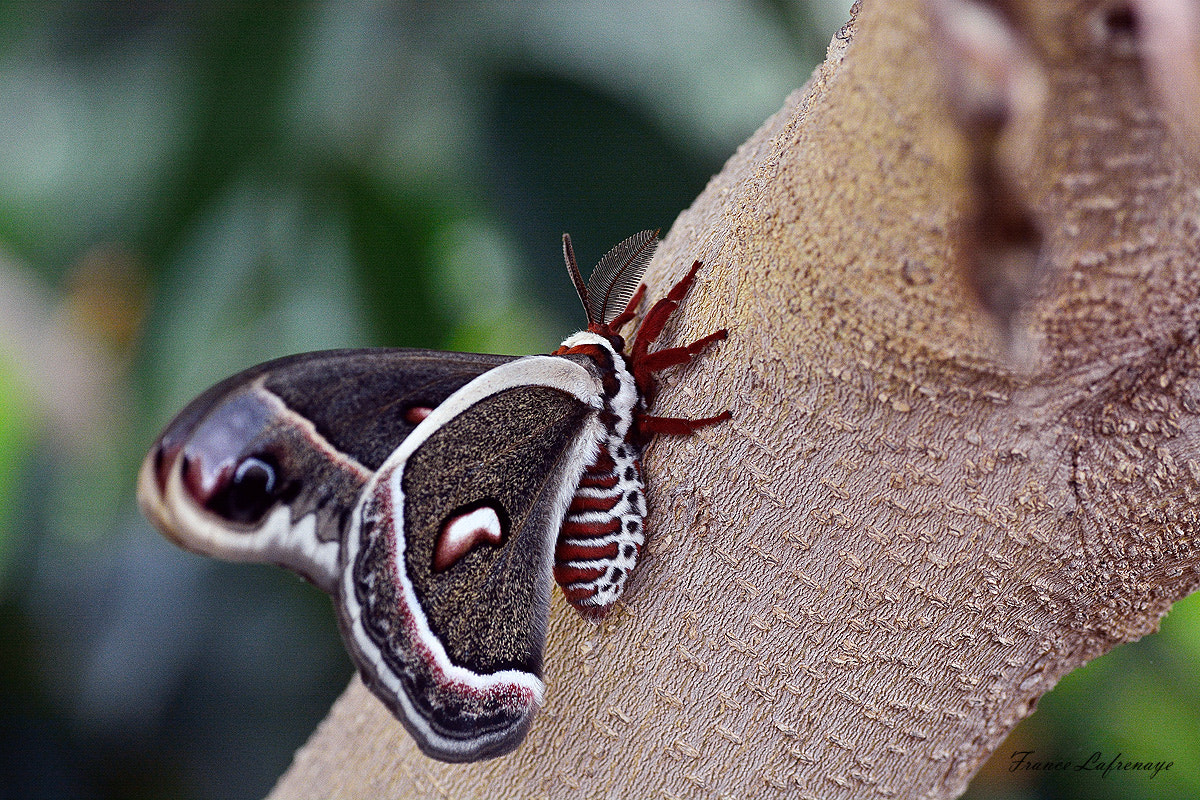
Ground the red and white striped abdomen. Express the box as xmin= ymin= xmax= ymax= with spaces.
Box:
xmin=552 ymin=435 xmax=646 ymax=616
xmin=551 ymin=330 xmax=643 ymax=617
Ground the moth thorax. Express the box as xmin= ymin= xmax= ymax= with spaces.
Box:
xmin=556 ymin=331 xmax=638 ymax=439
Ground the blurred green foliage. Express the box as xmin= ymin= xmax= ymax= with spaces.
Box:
xmin=963 ymin=592 xmax=1200 ymax=800
xmin=0 ymin=3 xmax=1197 ymax=800
xmin=0 ymin=355 xmax=34 ymax=589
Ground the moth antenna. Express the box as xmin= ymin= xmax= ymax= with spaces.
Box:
xmin=562 ymin=233 xmax=591 ymax=322
xmin=587 ymin=229 xmax=659 ymax=326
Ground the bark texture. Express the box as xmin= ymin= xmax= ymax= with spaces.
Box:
xmin=271 ymin=1 xmax=1200 ymax=797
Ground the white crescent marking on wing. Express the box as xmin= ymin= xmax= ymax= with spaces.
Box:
xmin=436 ymin=505 xmax=505 ymax=570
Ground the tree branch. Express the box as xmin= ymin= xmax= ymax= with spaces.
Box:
xmin=270 ymin=1 xmax=1200 ymax=797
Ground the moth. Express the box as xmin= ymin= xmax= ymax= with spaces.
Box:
xmin=138 ymin=230 xmax=729 ymax=762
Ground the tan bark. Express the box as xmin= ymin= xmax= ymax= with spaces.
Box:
xmin=270 ymin=1 xmax=1200 ymax=797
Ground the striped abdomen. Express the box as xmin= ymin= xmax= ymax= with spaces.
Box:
xmin=553 ymin=435 xmax=646 ymax=616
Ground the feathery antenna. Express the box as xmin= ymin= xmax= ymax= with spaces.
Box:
xmin=584 ymin=229 xmax=659 ymax=326
xmin=562 ymin=233 xmax=589 ymax=316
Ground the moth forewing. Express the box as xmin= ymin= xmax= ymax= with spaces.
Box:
xmin=336 ymin=355 xmax=607 ymax=761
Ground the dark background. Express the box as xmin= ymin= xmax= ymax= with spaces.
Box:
xmin=0 ymin=2 xmax=1195 ymax=799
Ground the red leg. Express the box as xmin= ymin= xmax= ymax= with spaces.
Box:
xmin=637 ymin=348 xmax=694 ymax=374
xmin=632 ymin=261 xmax=703 ymax=348
xmin=614 ymin=257 xmax=731 ymax=438
xmin=636 ymin=329 xmax=727 ymax=372
xmin=633 ymin=329 xmax=727 ymax=399
xmin=638 ymin=410 xmax=731 ymax=436
xmin=633 ymin=299 xmax=679 ymax=353
xmin=664 ymin=260 xmax=703 ymax=303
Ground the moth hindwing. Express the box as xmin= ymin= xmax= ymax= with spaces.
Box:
xmin=138 ymin=230 xmax=730 ymax=762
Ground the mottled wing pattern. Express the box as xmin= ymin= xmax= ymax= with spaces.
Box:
xmin=139 ymin=348 xmax=519 ymax=591
xmin=338 ymin=355 xmax=606 ymax=761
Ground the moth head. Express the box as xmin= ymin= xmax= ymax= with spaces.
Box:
xmin=138 ymin=379 xmax=345 ymax=590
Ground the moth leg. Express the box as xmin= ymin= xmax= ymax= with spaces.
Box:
xmin=635 ymin=329 xmax=727 ymax=373
xmin=631 ymin=260 xmax=703 ymax=356
xmin=633 ymin=328 xmax=727 ymax=406
xmin=628 ymin=261 xmax=729 ymax=417
xmin=637 ymin=410 xmax=732 ymax=437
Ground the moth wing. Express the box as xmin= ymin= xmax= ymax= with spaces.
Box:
xmin=340 ymin=355 xmax=605 ymax=762
xmin=139 ymin=348 xmax=519 ymax=591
